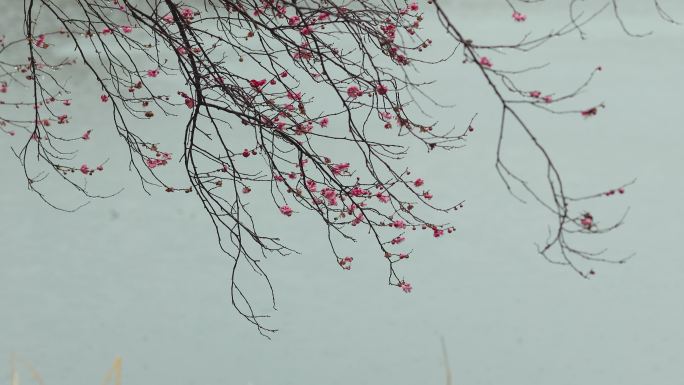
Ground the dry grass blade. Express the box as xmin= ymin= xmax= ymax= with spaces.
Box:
xmin=441 ymin=338 xmax=453 ymax=385
xmin=101 ymin=357 xmax=122 ymax=385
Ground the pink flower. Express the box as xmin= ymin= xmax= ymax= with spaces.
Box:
xmin=512 ymin=11 xmax=527 ymax=22
xmin=331 ymin=162 xmax=350 ymax=175
xmin=351 ymin=212 xmax=364 ymax=226
xmin=376 ymin=192 xmax=390 ymax=203
xmin=184 ymin=97 xmax=195 ymax=109
xmin=319 ymin=117 xmax=329 ymax=127
xmin=408 ymin=2 xmax=419 ymax=11
xmin=121 ymin=25 xmax=133 ymax=33
xmin=79 ymin=164 xmax=90 ymax=174
xmin=581 ymin=107 xmax=598 ymax=117
xmin=100 ymin=94 xmax=109 ymax=102
xmin=249 ymin=79 xmax=267 ymax=89
xmin=376 ymin=84 xmax=389 ymax=96
xmin=529 ymin=90 xmax=542 ymax=98
xmin=300 ymin=25 xmax=314 ymax=35
xmin=181 ymin=7 xmax=195 ymax=20
xmin=339 ymin=256 xmax=353 ymax=270
xmin=400 ymin=281 xmax=412 ymax=293
xmin=101 ymin=27 xmax=112 ymax=35
xmin=81 ymin=130 xmax=91 ymax=140
xmin=147 ymin=69 xmax=159 ymax=77
xmin=288 ymin=16 xmax=301 ymax=26
xmin=580 ymin=213 xmax=593 ymax=230
xmin=34 ymin=34 xmax=46 ymax=47
xmin=346 ymin=85 xmax=364 ymax=99
xmin=542 ymin=95 xmax=553 ymax=103
xmin=413 ymin=178 xmax=424 ymax=187
xmin=350 ymin=186 xmax=370 ymax=197
xmin=321 ymin=188 xmax=338 ymax=206
xmin=393 ymin=220 xmax=406 ymax=229
xmin=287 ymin=90 xmax=302 ymax=101
xmin=479 ymin=56 xmax=492 ymax=68
xmin=280 ymin=205 xmax=293 ymax=217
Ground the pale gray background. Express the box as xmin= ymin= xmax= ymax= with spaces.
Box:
xmin=2 ymin=1 xmax=683 ymax=384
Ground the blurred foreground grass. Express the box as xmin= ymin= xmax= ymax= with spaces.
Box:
xmin=8 ymin=355 xmax=121 ymax=385
xmin=7 ymin=341 xmax=452 ymax=384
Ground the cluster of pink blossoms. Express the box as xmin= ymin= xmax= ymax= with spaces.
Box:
xmin=145 ymin=150 xmax=172 ymax=169
xmin=36 ymin=0 xmax=460 ymax=295
xmin=529 ymin=90 xmax=553 ymax=103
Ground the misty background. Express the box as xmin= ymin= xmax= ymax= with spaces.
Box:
xmin=1 ymin=1 xmax=683 ymax=384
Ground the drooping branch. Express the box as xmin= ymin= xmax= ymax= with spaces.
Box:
xmin=2 ymin=0 xmax=673 ymax=334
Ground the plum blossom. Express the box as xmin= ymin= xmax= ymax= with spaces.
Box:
xmin=331 ymin=162 xmax=350 ymax=175
xmin=400 ymin=281 xmax=412 ymax=293
xmin=580 ymin=213 xmax=593 ymax=230
xmin=512 ymin=11 xmax=527 ymax=22
xmin=350 ymin=186 xmax=370 ymax=197
xmin=479 ymin=56 xmax=493 ymax=68
xmin=321 ymin=188 xmax=338 ymax=206
xmin=279 ymin=205 xmax=293 ymax=217
xmin=376 ymin=192 xmax=390 ymax=203
xmin=393 ymin=220 xmax=406 ymax=229
xmin=346 ymin=86 xmax=364 ymax=99
xmin=339 ymin=256 xmax=353 ymax=270
xmin=376 ymin=84 xmax=389 ymax=95
xmin=391 ymin=236 xmax=405 ymax=245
